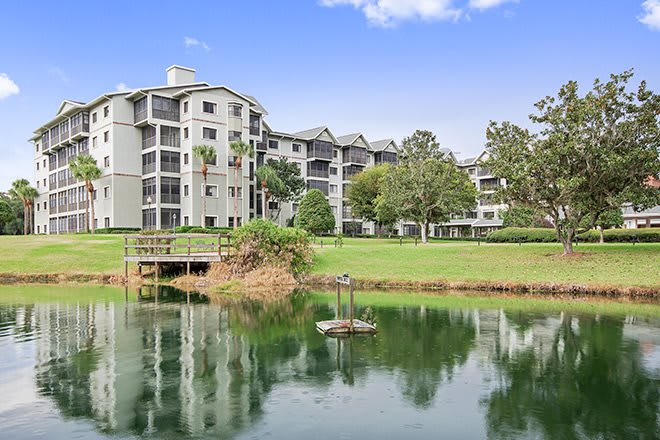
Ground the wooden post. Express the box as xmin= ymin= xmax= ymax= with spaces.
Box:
xmin=123 ymin=236 xmax=128 ymax=283
xmin=124 ymin=261 xmax=128 ymax=282
xmin=155 ymin=262 xmax=159 ymax=283
xmin=218 ymin=234 xmax=221 ymax=256
xmin=349 ymin=279 xmax=355 ymax=333
xmin=336 ymin=282 xmax=341 ymax=320
xmin=187 ymin=235 xmax=191 ymax=275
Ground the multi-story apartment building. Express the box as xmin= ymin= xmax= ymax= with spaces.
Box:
xmin=30 ymin=65 xmax=503 ymax=237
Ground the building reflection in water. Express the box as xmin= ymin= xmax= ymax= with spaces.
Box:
xmin=2 ymin=288 xmax=658 ymax=439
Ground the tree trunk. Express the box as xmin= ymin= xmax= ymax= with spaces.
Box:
xmin=89 ymin=188 xmax=96 ymax=234
xmin=421 ymin=221 xmax=428 ymax=244
xmin=599 ymin=227 xmax=605 ymax=244
xmin=201 ymin=175 xmax=207 ymax=227
xmin=23 ymin=201 xmax=27 ymax=235
xmin=29 ymin=202 xmax=33 ymax=234
xmin=233 ymin=164 xmax=239 ymax=228
xmin=86 ymin=193 xmax=90 ymax=233
xmin=261 ymin=182 xmax=267 ymax=219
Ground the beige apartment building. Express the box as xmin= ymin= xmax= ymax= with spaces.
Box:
xmin=30 ymin=65 xmax=502 ymax=237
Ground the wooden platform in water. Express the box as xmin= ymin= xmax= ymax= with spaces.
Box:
xmin=315 ymin=319 xmax=377 ymax=335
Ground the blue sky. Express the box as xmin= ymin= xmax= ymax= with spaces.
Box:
xmin=1 ymin=0 xmax=659 ymax=189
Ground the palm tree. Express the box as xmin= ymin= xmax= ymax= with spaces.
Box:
xmin=192 ymin=145 xmax=217 ymax=227
xmin=255 ymin=165 xmax=284 ymax=219
xmin=228 ymin=140 xmax=254 ymax=228
xmin=69 ymin=155 xmax=102 ymax=234
xmin=9 ymin=179 xmax=38 ymax=235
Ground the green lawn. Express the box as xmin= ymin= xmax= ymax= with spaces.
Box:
xmin=312 ymin=238 xmax=660 ymax=288
xmin=0 ymin=235 xmax=658 ymax=289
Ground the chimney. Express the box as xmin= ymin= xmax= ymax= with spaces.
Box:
xmin=166 ymin=65 xmax=196 ymax=86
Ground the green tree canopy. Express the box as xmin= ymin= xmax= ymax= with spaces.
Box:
xmin=346 ymin=164 xmax=397 ymax=232
xmin=255 ymin=164 xmax=285 ymax=219
xmin=9 ymin=178 xmax=38 ymax=235
xmin=69 ymin=155 xmax=102 ymax=233
xmin=265 ymin=157 xmax=306 ymax=220
xmin=296 ymin=189 xmax=335 ymax=234
xmin=377 ymin=158 xmax=477 ymax=243
xmin=399 ymin=130 xmax=448 ymax=163
xmin=486 ymin=70 xmax=660 ymax=254
xmin=192 ymin=145 xmax=217 ymax=227
xmin=229 ymin=140 xmax=254 ymax=228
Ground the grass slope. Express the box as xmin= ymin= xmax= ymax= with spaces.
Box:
xmin=312 ymin=238 xmax=660 ymax=288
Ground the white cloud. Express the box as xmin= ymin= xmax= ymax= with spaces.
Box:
xmin=184 ymin=36 xmax=211 ymax=51
xmin=640 ymin=0 xmax=660 ymax=30
xmin=320 ymin=0 xmax=518 ymax=26
xmin=0 ymin=73 xmax=19 ymax=100
xmin=49 ymin=67 xmax=69 ymax=82
xmin=320 ymin=0 xmax=461 ymax=27
xmin=116 ymin=82 xmax=128 ymax=92
xmin=468 ymin=0 xmax=516 ymax=10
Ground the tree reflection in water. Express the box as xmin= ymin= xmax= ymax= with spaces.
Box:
xmin=0 ymin=287 xmax=657 ymax=439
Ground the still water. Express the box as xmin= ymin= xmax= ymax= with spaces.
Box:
xmin=0 ymin=285 xmax=659 ymax=439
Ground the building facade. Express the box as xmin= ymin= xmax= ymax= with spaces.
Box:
xmin=30 ymin=65 xmax=503 ymax=236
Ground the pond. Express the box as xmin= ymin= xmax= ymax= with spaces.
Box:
xmin=1 ymin=285 xmax=659 ymax=439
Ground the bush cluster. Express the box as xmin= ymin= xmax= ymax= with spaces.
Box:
xmin=577 ymin=227 xmax=660 ymax=243
xmin=486 ymin=227 xmax=558 ymax=243
xmin=230 ymin=219 xmax=313 ymax=277
xmin=94 ymin=227 xmax=141 ymax=234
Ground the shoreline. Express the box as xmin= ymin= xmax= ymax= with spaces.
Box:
xmin=0 ymin=271 xmax=658 ymax=299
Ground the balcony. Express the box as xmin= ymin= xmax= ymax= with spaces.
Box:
xmin=142 ymin=135 xmax=156 ymax=150
xmin=49 ymin=205 xmax=57 ymax=215
xmin=307 ymin=142 xmax=333 ymax=161
xmin=342 ymin=147 xmax=367 ymax=165
xmin=477 ymin=167 xmax=492 ymax=177
xmin=160 ymin=135 xmax=180 ymax=148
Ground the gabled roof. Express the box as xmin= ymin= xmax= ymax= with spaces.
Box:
xmin=291 ymin=126 xmax=339 ymax=143
xmin=370 ymin=139 xmax=399 ymax=152
xmin=56 ymin=100 xmax=85 ymax=116
xmin=125 ymin=82 xmax=210 ymax=99
xmin=336 ymin=133 xmax=372 ymax=149
xmin=242 ymin=94 xmax=268 ymax=115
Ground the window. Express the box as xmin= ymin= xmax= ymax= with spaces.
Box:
xmin=37 ymin=181 xmax=40 ymax=189
xmin=161 ymin=208 xmax=180 ymax=229
xmin=206 ymin=154 xmax=217 ymax=166
xmin=330 ymin=167 xmax=337 ymax=175
xmin=291 ymin=143 xmax=300 ymax=153
xmin=228 ymin=156 xmax=236 ymax=167
xmin=184 ymin=127 xmax=189 ymax=139
xmin=160 ymin=151 xmax=180 ymax=173
xmin=43 ymin=159 xmax=46 ymax=168
xmin=160 ymin=125 xmax=180 ymax=147
xmin=292 ymin=203 xmax=299 ymax=212
xmin=142 ymin=151 xmax=156 ymax=174
xmin=228 ymin=187 xmax=243 ymax=198
xmin=228 ymin=130 xmax=242 ymax=142
xmin=142 ymin=177 xmax=156 ymax=205
xmin=202 ymin=127 xmax=217 ymax=140
xmin=331 ymin=206 xmax=338 ymax=215
xmin=228 ymin=217 xmax=242 ymax=228
xmin=183 ymin=101 xmax=189 ymax=113
xmin=333 ymin=149 xmax=338 ymax=158
xmin=184 ymin=153 xmax=189 ymax=165
xmin=152 ymin=95 xmax=180 ymax=121
xmin=330 ymin=184 xmax=338 ymax=193
xmin=142 ymin=208 xmax=156 ymax=230
xmin=37 ymin=162 xmax=40 ymax=170
xmin=92 ymin=112 xmax=97 ymax=123
xmin=307 ymin=161 xmax=329 ymax=178
xmin=103 ymin=186 xmax=110 ymax=199
xmin=249 ymin=115 xmax=260 ymax=136
xmin=104 ymin=217 xmax=110 ymax=228
xmin=183 ymin=184 xmax=189 ymax=197
xmin=103 ymin=106 xmax=109 ymax=118
xmin=43 ymin=178 xmax=46 ymax=187
xmin=228 ymin=104 xmax=242 ymax=117
xmin=160 ymin=177 xmax=181 ymax=204
xmin=483 ymin=211 xmax=495 ymax=220
xmin=204 ymin=184 xmax=218 ymax=197
xmin=104 ymin=156 xmax=110 ymax=167
xmin=205 ymin=216 xmax=217 ymax=227
xmin=268 ymin=140 xmax=279 ymax=150
xmin=92 ymin=137 xmax=97 ymax=148
xmin=104 ymin=131 xmax=109 ymax=143
xmin=183 ymin=216 xmax=189 ymax=226
xmin=202 ymin=101 xmax=217 ymax=114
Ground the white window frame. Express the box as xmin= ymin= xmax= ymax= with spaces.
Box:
xmin=202 ymin=100 xmax=217 ymax=114
xmin=204 ymin=215 xmax=218 ymax=227
xmin=183 ymin=100 xmax=189 ymax=113
xmin=104 ymin=131 xmax=109 ymax=143
xmin=183 ymin=184 xmax=189 ymax=197
xmin=203 ymin=184 xmax=219 ymax=198
xmin=103 ymin=186 xmax=111 ymax=199
xmin=202 ymin=126 xmax=217 ymax=140
xmin=228 ymin=186 xmax=243 ymax=198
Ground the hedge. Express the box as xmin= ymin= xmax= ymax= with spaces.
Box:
xmin=577 ymin=227 xmax=660 ymax=243
xmin=486 ymin=227 xmax=558 ymax=243
xmin=91 ymin=227 xmax=141 ymax=234
xmin=175 ymin=226 xmax=233 ymax=235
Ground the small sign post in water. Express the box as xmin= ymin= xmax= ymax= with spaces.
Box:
xmin=316 ymin=274 xmax=377 ymax=336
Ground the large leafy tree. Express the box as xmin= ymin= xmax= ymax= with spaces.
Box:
xmin=296 ymin=189 xmax=335 ymax=234
xmin=346 ymin=164 xmax=397 ymax=234
xmin=377 ymin=158 xmax=477 ymax=244
xmin=265 ymin=157 xmax=306 ymax=221
xmin=69 ymin=155 xmax=102 ymax=234
xmin=0 ymin=192 xmax=23 ymax=235
xmin=399 ymin=130 xmax=448 ymax=163
xmin=229 ymin=140 xmax=254 ymax=229
xmin=9 ymin=179 xmax=38 ymax=235
xmin=592 ymin=208 xmax=624 ymax=243
xmin=486 ymin=71 xmax=660 ymax=254
xmin=255 ymin=164 xmax=284 ymax=219
xmin=192 ymin=145 xmax=217 ymax=227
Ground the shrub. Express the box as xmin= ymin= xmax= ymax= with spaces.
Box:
xmin=296 ymin=189 xmax=335 ymax=234
xmin=577 ymin=227 xmax=660 ymax=243
xmin=93 ymin=227 xmax=141 ymax=234
xmin=486 ymin=227 xmax=558 ymax=243
xmin=176 ymin=226 xmax=233 ymax=235
xmin=230 ymin=218 xmax=313 ymax=277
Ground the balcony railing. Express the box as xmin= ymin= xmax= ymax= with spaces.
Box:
xmin=49 ymin=206 xmax=57 ymax=215
xmin=142 ymin=163 xmax=156 ymax=175
xmin=256 ymin=142 xmax=267 ymax=151
xmin=160 ymin=194 xmax=180 ymax=204
xmin=142 ymin=136 xmax=157 ymax=150
xmin=134 ymin=109 xmax=148 ymax=124
xmin=70 ymin=122 xmax=89 ymax=138
xmin=477 ymin=168 xmax=492 ymax=177
xmin=68 ymin=203 xmax=77 ymax=212
xmin=160 ymin=135 xmax=180 ymax=148
xmin=160 ymin=162 xmax=180 ymax=173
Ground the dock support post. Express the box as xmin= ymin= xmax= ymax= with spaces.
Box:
xmin=349 ymin=279 xmax=355 ymax=333
xmin=187 ymin=261 xmax=190 ymax=275
xmin=336 ymin=282 xmax=341 ymax=319
xmin=155 ymin=262 xmax=159 ymax=283
xmin=124 ymin=261 xmax=128 ymax=282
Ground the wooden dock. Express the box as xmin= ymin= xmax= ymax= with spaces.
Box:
xmin=316 ymin=319 xmax=377 ymax=335
xmin=123 ymin=233 xmax=231 ymax=281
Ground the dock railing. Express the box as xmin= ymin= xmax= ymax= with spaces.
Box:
xmin=123 ymin=233 xmax=232 ymax=280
